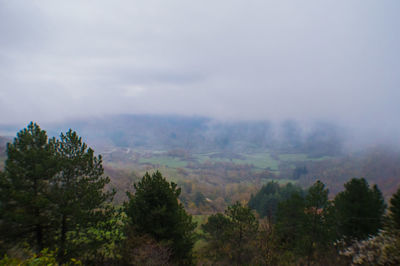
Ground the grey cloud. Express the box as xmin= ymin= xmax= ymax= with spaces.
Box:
xmin=0 ymin=0 xmax=399 ymax=142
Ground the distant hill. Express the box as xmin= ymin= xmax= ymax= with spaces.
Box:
xmin=17 ymin=114 xmax=344 ymax=156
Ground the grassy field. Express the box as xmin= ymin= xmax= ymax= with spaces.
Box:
xmin=135 ymin=151 xmax=329 ymax=173
xmin=193 ymin=152 xmax=280 ymax=170
xmin=279 ymin=153 xmax=309 ymax=161
xmin=279 ymin=153 xmax=331 ymax=162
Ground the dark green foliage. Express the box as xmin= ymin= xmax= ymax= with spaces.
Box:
xmin=66 ymin=208 xmax=125 ymax=264
xmin=0 ymin=122 xmax=57 ymax=252
xmin=51 ymin=129 xmax=115 ymax=261
xmin=202 ymin=213 xmax=231 ymax=243
xmin=389 ymin=186 xmax=400 ymax=229
xmin=201 ymin=213 xmax=231 ymax=263
xmin=248 ymin=181 xmax=303 ymax=221
xmin=334 ymin=178 xmax=386 ymax=240
xmin=202 ymin=202 xmax=259 ymax=265
xmin=275 ymin=191 xmax=307 ymax=253
xmin=194 ymin=191 xmax=206 ymax=207
xmin=0 ymin=123 xmax=116 ymax=263
xmin=275 ymin=181 xmax=335 ymax=263
xmin=292 ymin=166 xmax=308 ymax=180
xmin=225 ymin=202 xmax=259 ymax=265
xmin=124 ymin=171 xmax=196 ymax=264
xmin=303 ymin=181 xmax=335 ymax=262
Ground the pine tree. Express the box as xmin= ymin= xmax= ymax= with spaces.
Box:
xmin=51 ymin=129 xmax=115 ymax=261
xmin=224 ymin=202 xmax=259 ymax=265
xmin=303 ymin=180 xmax=335 ymax=265
xmin=0 ymin=124 xmax=116 ymax=262
xmin=334 ymin=178 xmax=386 ymax=240
xmin=124 ymin=171 xmax=196 ymax=264
xmin=202 ymin=202 xmax=259 ymax=265
xmin=275 ymin=191 xmax=307 ymax=254
xmin=389 ymin=186 xmax=400 ymax=229
xmin=0 ymin=122 xmax=57 ymax=252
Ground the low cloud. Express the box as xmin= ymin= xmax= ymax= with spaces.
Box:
xmin=0 ymin=0 xmax=399 ymax=142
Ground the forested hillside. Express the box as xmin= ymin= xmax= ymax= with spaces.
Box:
xmin=1 ymin=122 xmax=400 ymax=265
xmin=3 ymin=115 xmax=343 ymax=155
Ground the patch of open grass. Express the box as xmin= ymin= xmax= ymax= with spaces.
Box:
xmin=279 ymin=153 xmax=309 ymax=161
xmin=279 ymin=153 xmax=332 ymax=162
xmin=243 ymin=153 xmax=279 ymax=170
xmin=193 ymin=152 xmax=280 ymax=171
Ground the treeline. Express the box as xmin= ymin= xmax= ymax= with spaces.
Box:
xmin=297 ymin=147 xmax=400 ymax=197
xmin=33 ymin=114 xmax=343 ymax=155
xmin=0 ymin=123 xmax=197 ymax=265
xmin=1 ymin=123 xmax=400 ymax=265
xmin=243 ymin=179 xmax=400 ymax=265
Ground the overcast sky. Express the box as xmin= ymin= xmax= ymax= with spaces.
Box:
xmin=1 ymin=0 xmax=399 ymax=136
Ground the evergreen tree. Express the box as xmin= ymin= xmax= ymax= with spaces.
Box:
xmin=248 ymin=181 xmax=303 ymax=221
xmin=51 ymin=129 xmax=115 ymax=261
xmin=275 ymin=191 xmax=307 ymax=254
xmin=202 ymin=202 xmax=259 ymax=265
xmin=334 ymin=178 xmax=386 ymax=240
xmin=275 ymin=181 xmax=335 ymax=263
xmin=224 ymin=202 xmax=259 ymax=265
xmin=0 ymin=122 xmax=57 ymax=252
xmin=124 ymin=171 xmax=196 ymax=264
xmin=201 ymin=212 xmax=231 ymax=261
xmin=389 ymin=186 xmax=400 ymax=229
xmin=303 ymin=180 xmax=335 ymax=264
xmin=0 ymin=124 xmax=116 ymax=263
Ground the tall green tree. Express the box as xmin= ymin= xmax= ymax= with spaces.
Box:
xmin=224 ymin=202 xmax=259 ymax=265
xmin=51 ymin=129 xmax=115 ymax=261
xmin=275 ymin=191 xmax=307 ymax=254
xmin=0 ymin=122 xmax=57 ymax=252
xmin=0 ymin=123 xmax=117 ymax=264
xmin=201 ymin=213 xmax=231 ymax=262
xmin=303 ymin=180 xmax=335 ymax=265
xmin=275 ymin=180 xmax=335 ymax=264
xmin=334 ymin=178 xmax=386 ymax=240
xmin=202 ymin=202 xmax=259 ymax=265
xmin=248 ymin=181 xmax=303 ymax=222
xmin=389 ymin=186 xmax=400 ymax=229
xmin=124 ymin=171 xmax=196 ymax=264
